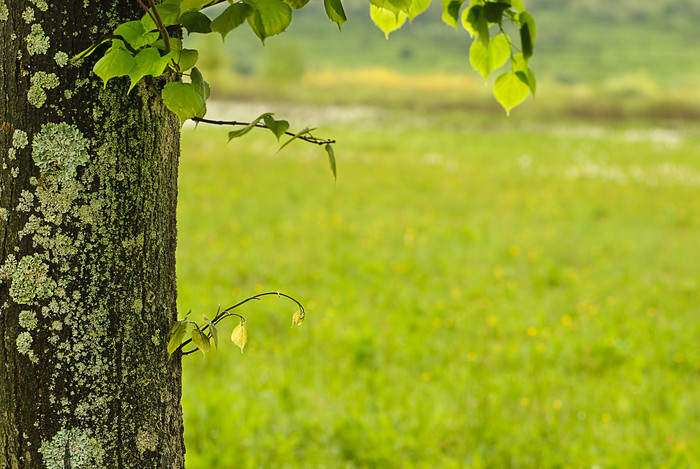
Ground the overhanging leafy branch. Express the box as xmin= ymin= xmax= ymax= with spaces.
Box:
xmin=169 ymin=292 xmax=307 ymax=357
xmin=75 ymin=0 xmax=537 ymax=126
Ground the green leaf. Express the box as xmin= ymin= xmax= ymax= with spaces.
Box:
xmin=511 ymin=52 xmax=536 ymax=95
xmin=203 ymin=315 xmax=218 ymax=350
xmin=509 ymin=0 xmax=525 ymax=12
xmin=128 ymin=47 xmax=172 ymax=91
xmin=369 ymin=0 xmax=410 ymax=16
xmin=173 ymin=49 xmax=199 ymax=71
xmin=461 ymin=6 xmax=475 ymax=36
xmin=517 ymin=11 xmax=536 ymax=43
xmin=370 ymin=5 xmax=407 ymax=39
xmin=93 ymin=46 xmax=136 ymax=87
xmin=168 ymin=49 xmax=199 ymax=72
xmin=243 ymin=0 xmax=293 ymax=43
xmin=190 ymin=67 xmax=210 ymax=101
xmin=228 ymin=113 xmax=272 ymax=140
xmin=519 ymin=21 xmax=533 ymax=59
xmin=211 ymin=3 xmax=253 ymax=41
xmin=180 ymin=11 xmax=213 ymax=34
xmin=323 ymin=0 xmax=347 ymax=30
xmin=483 ymin=2 xmax=510 ymax=24
xmin=517 ymin=11 xmax=536 ymax=59
xmin=191 ymin=326 xmax=211 ymax=356
xmin=462 ymin=5 xmax=489 ymax=44
xmin=407 ymin=0 xmax=430 ymax=21
xmin=162 ymin=81 xmax=207 ymax=123
xmin=469 ymin=32 xmax=510 ymax=82
xmin=494 ymin=71 xmax=530 ymax=115
xmin=179 ymin=0 xmax=210 ymax=14
xmin=167 ymin=320 xmax=189 ymax=355
xmin=441 ymin=0 xmax=463 ymax=29
xmin=325 ymin=143 xmax=337 ymax=180
xmin=283 ymin=0 xmax=311 ymax=9
xmin=113 ymin=20 xmax=159 ymax=49
xmin=279 ymin=127 xmax=315 ymax=151
xmin=263 ymin=114 xmax=290 ymax=141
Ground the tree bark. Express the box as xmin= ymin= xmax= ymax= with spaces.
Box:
xmin=0 ymin=1 xmax=185 ymax=467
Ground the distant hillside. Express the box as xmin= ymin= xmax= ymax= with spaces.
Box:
xmin=528 ymin=0 xmax=700 ymax=22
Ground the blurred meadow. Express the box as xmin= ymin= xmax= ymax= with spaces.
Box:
xmin=177 ymin=1 xmax=700 ymax=467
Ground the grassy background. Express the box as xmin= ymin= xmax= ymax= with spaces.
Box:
xmin=177 ymin=113 xmax=700 ymax=467
xmin=176 ymin=1 xmax=700 ymax=466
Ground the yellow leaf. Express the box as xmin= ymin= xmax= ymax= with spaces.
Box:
xmin=191 ymin=327 xmax=211 ymax=356
xmin=292 ymin=310 xmax=305 ymax=327
xmin=231 ymin=321 xmax=248 ymax=353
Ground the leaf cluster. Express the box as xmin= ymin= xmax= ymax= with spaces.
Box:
xmin=77 ymin=0 xmax=536 ymax=128
xmin=457 ymin=0 xmax=537 ymax=114
xmin=366 ymin=0 xmax=537 ymax=113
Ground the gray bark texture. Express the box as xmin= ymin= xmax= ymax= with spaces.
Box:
xmin=0 ymin=1 xmax=185 ymax=468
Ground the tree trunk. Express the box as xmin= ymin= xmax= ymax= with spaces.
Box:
xmin=0 ymin=2 xmax=185 ymax=467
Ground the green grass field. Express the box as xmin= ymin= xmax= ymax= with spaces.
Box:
xmin=176 ymin=110 xmax=700 ymax=467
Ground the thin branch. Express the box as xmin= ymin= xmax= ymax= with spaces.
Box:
xmin=147 ymin=0 xmax=171 ymax=53
xmin=178 ymin=292 xmax=306 ymax=355
xmin=136 ymin=0 xmax=158 ymax=26
xmin=192 ymin=117 xmax=336 ymax=146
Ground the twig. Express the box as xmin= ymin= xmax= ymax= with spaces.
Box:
xmin=191 ymin=117 xmax=336 ymax=146
xmin=147 ymin=0 xmax=171 ymax=53
xmin=135 ymin=0 xmax=158 ymax=26
xmin=178 ymin=292 xmax=306 ymax=355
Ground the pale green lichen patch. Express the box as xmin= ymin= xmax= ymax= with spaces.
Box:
xmin=55 ymin=51 xmax=69 ymax=67
xmin=17 ymin=190 xmax=35 ymax=212
xmin=15 ymin=331 xmax=37 ymax=363
xmin=28 ymin=72 xmax=60 ymax=108
xmin=32 ymin=122 xmax=89 ymax=180
xmin=29 ymin=0 xmax=48 ymax=12
xmin=34 ymin=177 xmax=84 ymax=224
xmin=22 ymin=6 xmax=34 ymax=23
xmin=0 ymin=254 xmax=17 ymax=283
xmin=39 ymin=428 xmax=105 ymax=469
xmin=0 ymin=1 xmax=8 ymax=21
xmin=9 ymin=254 xmax=56 ymax=304
xmin=19 ymin=310 xmax=39 ymax=329
xmin=27 ymin=23 xmax=50 ymax=55
xmin=13 ymin=129 xmax=29 ymax=149
xmin=16 ymin=331 xmax=32 ymax=352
